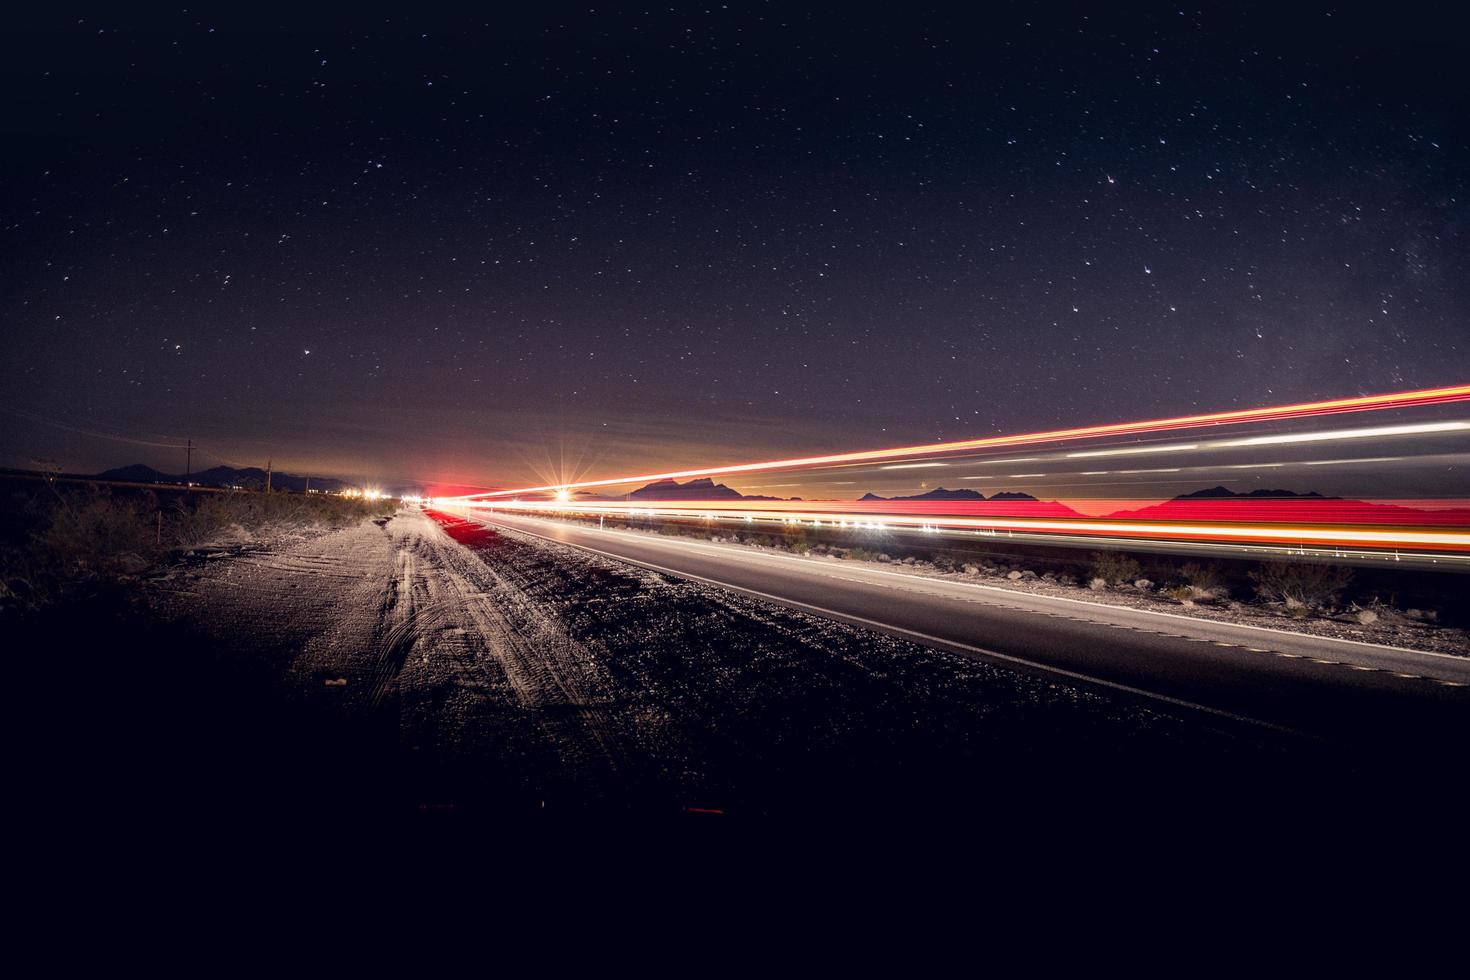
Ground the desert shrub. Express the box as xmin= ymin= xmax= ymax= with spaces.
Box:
xmin=1 ymin=487 xmax=397 ymax=613
xmin=1090 ymin=550 xmax=1141 ymax=585
xmin=0 ymin=542 xmax=52 ymax=610
xmin=845 ymin=547 xmax=877 ymax=562
xmin=1351 ymin=597 xmax=1411 ymax=626
xmin=1180 ymin=561 xmax=1226 ymax=595
xmin=165 ymin=490 xmax=393 ymax=546
xmin=1250 ymin=561 xmax=1353 ymax=613
xmin=36 ymin=492 xmax=159 ymax=574
xmin=172 ymin=495 xmax=233 ymax=547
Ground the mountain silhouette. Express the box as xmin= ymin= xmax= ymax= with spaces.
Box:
xmin=627 ymin=477 xmax=745 ymax=501
xmin=94 ymin=463 xmax=353 ymax=493
xmin=858 ymin=487 xmax=1038 ymax=502
xmin=1177 ymin=485 xmax=1325 ymax=500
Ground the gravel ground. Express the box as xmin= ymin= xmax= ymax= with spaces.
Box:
xmin=134 ymin=507 xmax=1303 ymax=816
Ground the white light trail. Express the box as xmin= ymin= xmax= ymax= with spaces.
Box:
xmin=1303 ymin=456 xmax=1404 ymax=466
xmin=961 ymin=457 xmax=1044 ymax=467
xmin=1214 ymin=421 xmax=1468 ymax=448
xmin=1067 ymin=443 xmax=1200 ymax=459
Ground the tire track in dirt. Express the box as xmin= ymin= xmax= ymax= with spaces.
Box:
xmin=149 ymin=511 xmax=645 ymax=804
xmin=397 ymin=518 xmax=633 ymax=787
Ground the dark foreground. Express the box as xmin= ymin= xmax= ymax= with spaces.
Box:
xmin=6 ymin=508 xmax=1465 ymax=836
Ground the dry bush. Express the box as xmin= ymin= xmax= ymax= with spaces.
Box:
xmin=1250 ymin=561 xmax=1353 ymax=613
xmin=38 ymin=492 xmax=159 ymax=574
xmin=172 ymin=495 xmax=233 ymax=547
xmin=0 ymin=544 xmax=49 ymax=611
xmin=1 ymin=487 xmax=397 ymax=613
xmin=170 ymin=491 xmax=394 ymax=547
xmin=1090 ymin=550 xmax=1141 ymax=586
xmin=1180 ymin=561 xmax=1226 ymax=596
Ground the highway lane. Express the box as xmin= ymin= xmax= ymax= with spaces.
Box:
xmin=455 ymin=510 xmax=1470 ymax=750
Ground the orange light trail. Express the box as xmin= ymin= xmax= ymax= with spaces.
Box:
xmin=454 ymin=382 xmax=1470 ymax=500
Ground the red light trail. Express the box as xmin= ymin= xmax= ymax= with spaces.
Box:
xmin=431 ymin=383 xmax=1470 ymax=560
xmin=446 ymin=497 xmax=1470 ymax=554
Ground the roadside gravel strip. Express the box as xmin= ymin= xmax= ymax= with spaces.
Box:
xmin=150 ymin=508 xmax=1318 ymax=814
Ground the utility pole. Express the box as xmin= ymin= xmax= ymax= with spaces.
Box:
xmin=185 ymin=439 xmax=193 ymax=486
xmin=265 ymin=457 xmax=273 ymax=494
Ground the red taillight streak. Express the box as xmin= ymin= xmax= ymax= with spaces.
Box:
xmin=452 ymin=499 xmax=1470 ymax=551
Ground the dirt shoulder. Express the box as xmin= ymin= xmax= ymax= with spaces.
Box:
xmin=124 ymin=507 xmax=1315 ymax=816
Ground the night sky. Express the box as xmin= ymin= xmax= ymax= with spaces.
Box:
xmin=3 ymin=4 xmax=1467 ymax=490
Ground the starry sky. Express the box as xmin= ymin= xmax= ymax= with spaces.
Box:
xmin=3 ymin=4 xmax=1467 ymax=489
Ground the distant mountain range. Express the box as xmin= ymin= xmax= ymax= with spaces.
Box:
xmin=587 ymin=479 xmax=1054 ymax=503
xmin=94 ymin=463 xmax=354 ymax=494
xmin=577 ymin=477 xmax=803 ymax=502
xmin=859 ymin=487 xmax=1039 ymax=502
xmin=631 ymin=477 xmax=745 ymax=501
xmin=1107 ymin=485 xmax=1470 ymax=526
xmin=1176 ymin=485 xmax=1325 ymax=500
xmin=564 ymin=479 xmax=1469 ymax=527
xmin=81 ymin=468 xmax=1468 ymax=527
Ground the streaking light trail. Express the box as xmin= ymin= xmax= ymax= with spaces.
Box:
xmin=453 ymin=383 xmax=1470 ymax=500
xmin=446 ymin=498 xmax=1470 ymax=555
xmin=1214 ymin=421 xmax=1468 ymax=448
xmin=1067 ymin=443 xmax=1199 ymax=459
xmin=435 ymin=383 xmax=1470 ymax=562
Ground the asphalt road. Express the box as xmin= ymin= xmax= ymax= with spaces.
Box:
xmin=462 ymin=510 xmax=1470 ymax=751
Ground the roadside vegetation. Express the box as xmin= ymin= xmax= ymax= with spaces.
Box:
xmin=0 ymin=482 xmax=395 ymax=612
xmin=541 ymin=510 xmax=1465 ymax=642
